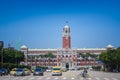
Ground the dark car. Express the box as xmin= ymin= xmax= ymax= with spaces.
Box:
xmin=14 ymin=68 xmax=25 ymax=76
xmin=0 ymin=68 xmax=8 ymax=75
xmin=33 ymin=68 xmax=43 ymax=76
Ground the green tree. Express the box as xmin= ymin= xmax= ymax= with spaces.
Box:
xmin=0 ymin=48 xmax=24 ymax=64
xmin=78 ymin=52 xmax=98 ymax=60
xmin=39 ymin=52 xmax=55 ymax=59
xmin=99 ymin=48 xmax=120 ymax=72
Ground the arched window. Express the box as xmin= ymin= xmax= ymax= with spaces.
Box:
xmin=66 ymin=55 xmax=68 ymax=57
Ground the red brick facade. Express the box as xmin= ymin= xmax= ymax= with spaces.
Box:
xmin=63 ymin=37 xmax=71 ymax=48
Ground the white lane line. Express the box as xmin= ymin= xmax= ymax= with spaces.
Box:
xmin=88 ymin=78 xmax=92 ymax=80
xmin=29 ymin=77 xmax=34 ymax=80
xmin=71 ymin=77 xmax=75 ymax=79
xmin=22 ymin=77 xmax=27 ymax=80
xmin=14 ymin=77 xmax=18 ymax=80
xmin=104 ymin=78 xmax=109 ymax=80
xmin=112 ymin=78 xmax=118 ymax=80
xmin=63 ymin=77 xmax=67 ymax=79
xmin=96 ymin=78 xmax=100 ymax=80
xmin=46 ymin=77 xmax=51 ymax=79
xmin=54 ymin=77 xmax=58 ymax=79
xmin=37 ymin=77 xmax=42 ymax=79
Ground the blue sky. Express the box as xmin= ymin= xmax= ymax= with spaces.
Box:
xmin=0 ymin=0 xmax=120 ymax=49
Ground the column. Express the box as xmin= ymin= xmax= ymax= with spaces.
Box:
xmin=34 ymin=57 xmax=37 ymax=66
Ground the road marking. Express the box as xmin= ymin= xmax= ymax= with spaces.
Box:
xmin=14 ymin=77 xmax=18 ymax=80
xmin=29 ymin=77 xmax=34 ymax=80
xmin=96 ymin=78 xmax=100 ymax=80
xmin=46 ymin=77 xmax=50 ymax=79
xmin=54 ymin=77 xmax=58 ymax=79
xmin=63 ymin=77 xmax=67 ymax=79
xmin=80 ymin=77 xmax=84 ymax=80
xmin=71 ymin=77 xmax=75 ymax=79
xmin=104 ymin=78 xmax=109 ymax=80
xmin=22 ymin=77 xmax=28 ymax=80
xmin=112 ymin=78 xmax=118 ymax=80
xmin=88 ymin=78 xmax=92 ymax=80
xmin=37 ymin=77 xmax=42 ymax=79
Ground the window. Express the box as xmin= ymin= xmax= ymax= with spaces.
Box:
xmin=66 ymin=55 xmax=68 ymax=57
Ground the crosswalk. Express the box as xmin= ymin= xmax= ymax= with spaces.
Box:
xmin=0 ymin=77 xmax=119 ymax=80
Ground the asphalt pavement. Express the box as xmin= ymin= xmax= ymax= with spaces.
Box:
xmin=0 ymin=70 xmax=120 ymax=80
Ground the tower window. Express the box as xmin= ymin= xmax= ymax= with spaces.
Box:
xmin=65 ymin=30 xmax=67 ymax=33
xmin=66 ymin=55 xmax=68 ymax=57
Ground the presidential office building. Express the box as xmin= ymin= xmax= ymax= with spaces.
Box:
xmin=20 ymin=25 xmax=114 ymax=69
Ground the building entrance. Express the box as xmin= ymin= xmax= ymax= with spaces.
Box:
xmin=66 ymin=63 xmax=69 ymax=70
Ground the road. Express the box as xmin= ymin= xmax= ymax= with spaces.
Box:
xmin=0 ymin=70 xmax=120 ymax=80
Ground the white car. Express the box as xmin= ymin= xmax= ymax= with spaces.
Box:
xmin=46 ymin=69 xmax=52 ymax=72
xmin=89 ymin=68 xmax=93 ymax=71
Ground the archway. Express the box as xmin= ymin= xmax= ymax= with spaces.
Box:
xmin=66 ymin=63 xmax=69 ymax=70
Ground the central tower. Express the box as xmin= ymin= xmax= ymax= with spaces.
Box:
xmin=62 ymin=25 xmax=71 ymax=49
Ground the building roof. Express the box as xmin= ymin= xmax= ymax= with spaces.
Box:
xmin=64 ymin=25 xmax=69 ymax=28
xmin=106 ymin=44 xmax=114 ymax=48
xmin=28 ymin=48 xmax=57 ymax=51
xmin=21 ymin=45 xmax=27 ymax=49
xmin=77 ymin=48 xmax=106 ymax=50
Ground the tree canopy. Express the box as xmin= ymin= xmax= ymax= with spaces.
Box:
xmin=0 ymin=48 xmax=24 ymax=64
xmin=27 ymin=51 xmax=55 ymax=60
xmin=99 ymin=47 xmax=120 ymax=72
xmin=78 ymin=52 xmax=98 ymax=60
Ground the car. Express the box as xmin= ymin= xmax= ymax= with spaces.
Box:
xmin=0 ymin=68 xmax=8 ymax=75
xmin=69 ymin=68 xmax=75 ymax=71
xmin=10 ymin=68 xmax=17 ymax=76
xmin=52 ymin=66 xmax=62 ymax=76
xmin=77 ymin=67 xmax=80 ymax=70
xmin=31 ymin=69 xmax=34 ymax=73
xmin=61 ymin=67 xmax=67 ymax=72
xmin=14 ymin=68 xmax=25 ymax=76
xmin=46 ymin=68 xmax=52 ymax=72
xmin=89 ymin=67 xmax=93 ymax=71
xmin=24 ymin=68 xmax=31 ymax=75
xmin=33 ymin=68 xmax=43 ymax=76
